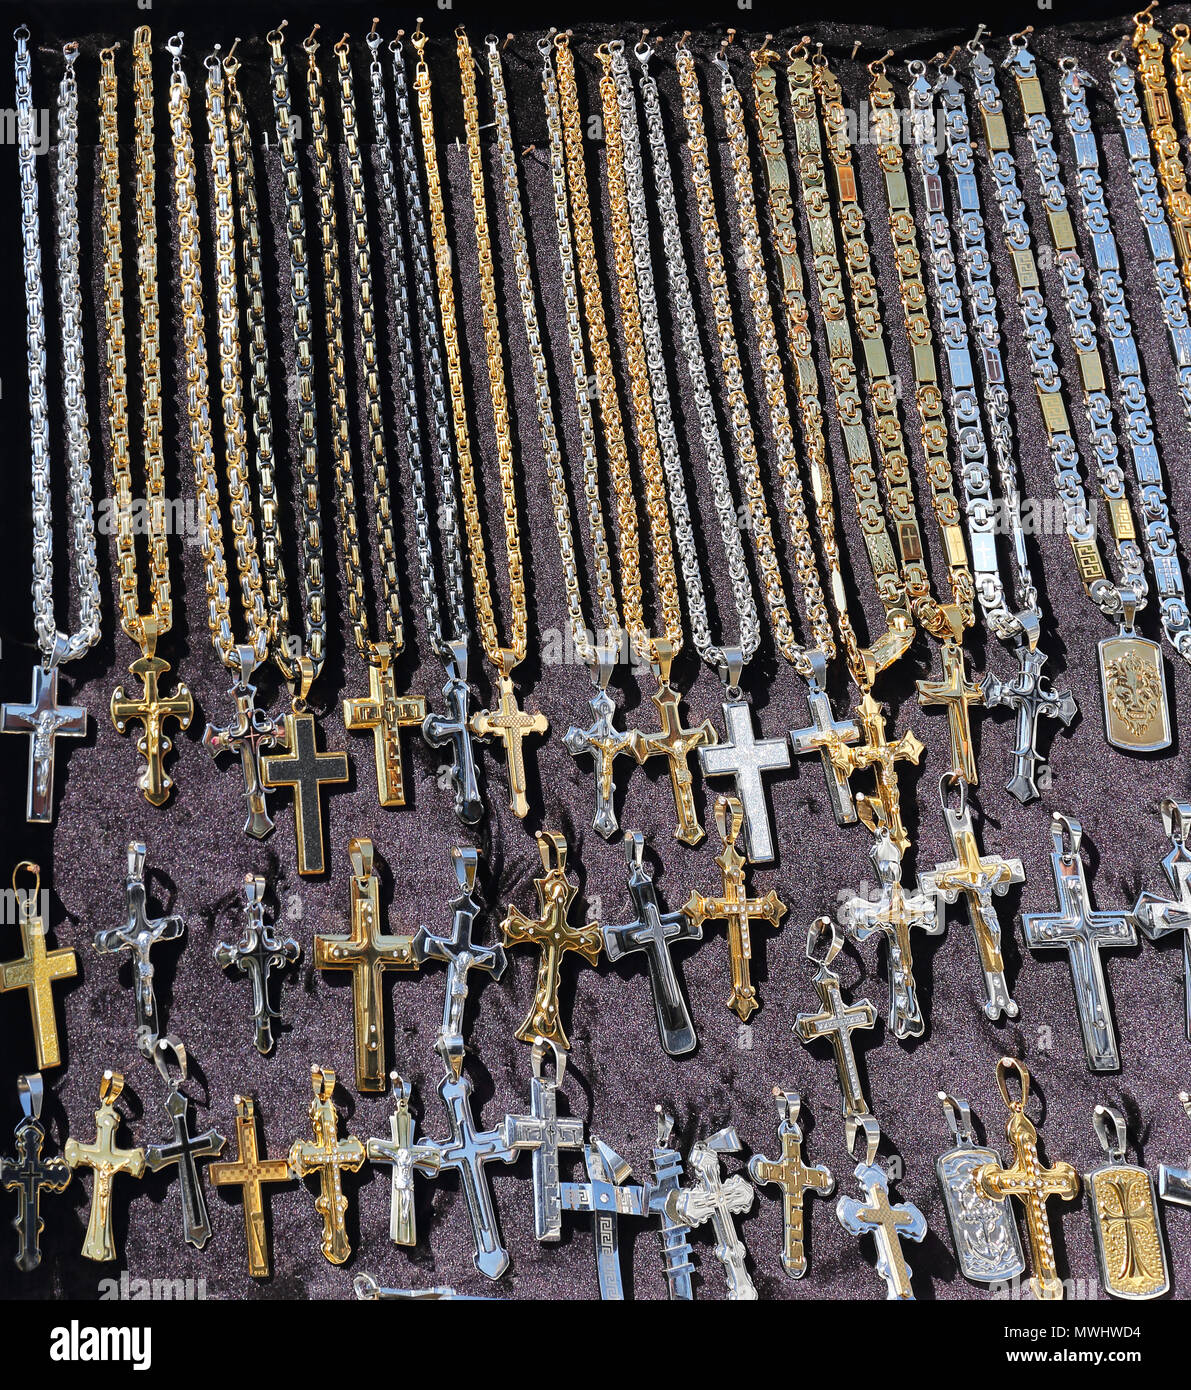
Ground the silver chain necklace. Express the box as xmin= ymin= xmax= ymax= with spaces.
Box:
xmin=2 ymin=29 xmax=100 ymax=822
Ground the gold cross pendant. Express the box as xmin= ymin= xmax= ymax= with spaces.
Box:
xmin=210 ymin=1094 xmax=294 ymax=1278
xmin=683 ymin=796 xmax=786 ymax=1021
xmin=64 ymin=1071 xmax=145 ymax=1263
xmin=830 ymin=691 xmax=924 ymax=852
xmin=748 ymin=1088 xmax=834 ymax=1279
xmin=629 ymin=641 xmax=716 ymax=846
xmin=314 ymin=838 xmax=421 ymax=1092
xmin=288 ymin=1066 xmax=366 ymax=1266
xmin=469 ymin=667 xmax=548 ymax=820
xmin=343 ymin=643 xmax=427 ymax=808
xmin=1 ymin=862 xmax=76 ymax=1070
xmin=916 ymin=626 xmax=981 ymax=785
xmin=110 ymin=618 xmax=194 ymax=807
xmin=500 ymin=831 xmax=602 ymax=1050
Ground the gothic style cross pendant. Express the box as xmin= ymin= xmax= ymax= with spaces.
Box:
xmin=93 ymin=841 xmax=184 ymax=1054
xmin=261 ymin=709 xmax=349 ymax=877
xmin=1133 ymin=800 xmax=1191 ymax=1040
xmin=315 ymin=838 xmax=421 ymax=1092
xmin=1085 ymin=1104 xmax=1169 ymax=1301
xmin=413 ymin=846 xmax=505 ymax=1080
xmin=343 ymin=642 xmax=427 ymax=807
xmin=837 ymin=1117 xmax=926 ymax=1300
xmin=646 ymin=1109 xmax=695 ymax=1301
xmin=288 ymin=1066 xmax=366 ymax=1265
xmin=1022 ymin=814 xmax=1135 ymax=1071
xmin=422 ymin=643 xmax=483 ymax=825
xmin=629 ymin=641 xmax=716 ymax=846
xmin=215 ymin=873 xmax=300 ymax=1055
xmin=667 ymin=1128 xmax=756 ymax=1300
xmin=64 ymin=1070 xmax=145 ymax=1263
xmin=1 ymin=862 xmax=76 ymax=1071
xmin=210 ymin=1094 xmax=294 ymax=1278
xmin=503 ymin=1037 xmax=584 ymax=1242
xmin=975 ymin=1058 xmax=1079 ymax=1300
xmin=935 ymin=1091 xmax=1025 ymax=1286
xmin=110 ymin=617 xmax=194 ymax=807
xmin=1 ymin=660 xmax=86 ymax=824
xmin=699 ymin=697 xmax=790 ymax=863
xmin=365 ymin=1073 xmax=442 ymax=1248
xmin=603 ymin=832 xmax=700 ymax=1056
xmin=829 ymin=691 xmax=924 ymax=852
xmin=500 ymin=831 xmax=602 ymax=1051
xmin=916 ymin=628 xmax=981 ymax=785
xmin=143 ymin=1040 xmax=225 ymax=1249
xmin=561 ymin=1139 xmax=646 ymax=1300
xmin=981 ymin=632 xmax=1076 ymax=803
xmin=749 ymin=1089 xmax=834 ymax=1280
xmin=422 ymin=1067 xmax=517 ymax=1279
xmin=469 ymin=665 xmax=548 ymax=820
xmin=564 ymin=679 xmax=635 ymax=839
xmin=841 ymin=831 xmax=940 ymax=1040
xmin=202 ymin=645 xmax=283 ymax=839
xmin=789 ymin=651 xmax=860 ymax=827
xmin=794 ymin=918 xmax=877 ymax=1130
xmin=0 ymin=1075 xmax=70 ymax=1272
xmin=918 ymin=778 xmax=1024 ymax=1021
xmin=683 ymin=795 xmax=786 ymax=1021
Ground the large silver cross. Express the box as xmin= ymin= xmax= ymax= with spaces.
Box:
xmin=202 ymin=645 xmax=282 ymax=839
xmin=1133 ymin=800 xmax=1191 ymax=1040
xmin=143 ymin=1041 xmax=225 ymax=1250
xmin=667 ymin=1128 xmax=756 ymax=1300
xmin=502 ymin=1037 xmax=584 ymax=1242
xmin=699 ymin=699 xmax=790 ymax=863
xmin=93 ymin=842 xmax=185 ymax=1055
xmin=215 ymin=874 xmax=300 ymax=1055
xmin=1 ymin=660 xmax=86 ymax=824
xmin=422 ymin=646 xmax=483 ymax=825
xmin=1023 ymin=813 xmax=1135 ymax=1071
xmin=561 ymin=1138 xmax=646 ymax=1300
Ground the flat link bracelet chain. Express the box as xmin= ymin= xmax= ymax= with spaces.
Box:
xmin=1131 ymin=12 xmax=1191 ymax=297
xmin=1059 ymin=55 xmax=1190 ymax=660
xmin=16 ymin=27 xmax=99 ymax=666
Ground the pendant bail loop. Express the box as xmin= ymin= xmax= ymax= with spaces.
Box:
xmin=939 ymin=1091 xmax=975 ymax=1147
xmin=17 ymin=1073 xmax=43 ymax=1124
xmin=1093 ymin=1104 xmax=1128 ymax=1163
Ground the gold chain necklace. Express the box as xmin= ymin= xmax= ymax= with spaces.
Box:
xmin=1133 ymin=7 xmax=1191 ymax=296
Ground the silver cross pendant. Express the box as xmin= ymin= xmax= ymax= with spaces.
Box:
xmin=215 ymin=874 xmax=300 ymax=1055
xmin=1133 ymin=800 xmax=1191 ymax=1040
xmin=645 ymin=1108 xmax=695 ymax=1301
xmin=422 ymin=644 xmax=484 ymax=825
xmin=561 ymin=1138 xmax=647 ymax=1300
xmin=503 ymin=1036 xmax=584 ymax=1242
xmin=365 ymin=1072 xmax=442 ymax=1247
xmin=1 ymin=658 xmax=86 ymax=824
xmin=143 ymin=1039 xmax=225 ymax=1249
xmin=202 ymin=644 xmax=282 ymax=839
xmin=935 ymin=1091 xmax=1024 ymax=1286
xmin=837 ymin=1117 xmax=926 ymax=1300
xmin=667 ymin=1127 xmax=756 ymax=1300
xmin=698 ymin=696 xmax=790 ymax=864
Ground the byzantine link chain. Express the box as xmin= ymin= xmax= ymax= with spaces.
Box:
xmin=1131 ymin=12 xmax=1191 ymax=298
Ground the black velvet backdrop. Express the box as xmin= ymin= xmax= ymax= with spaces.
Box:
xmin=2 ymin=0 xmax=1191 ymax=1302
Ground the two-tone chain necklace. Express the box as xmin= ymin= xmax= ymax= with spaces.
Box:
xmin=2 ymin=29 xmax=101 ymax=824
xmin=808 ymin=47 xmax=979 ymax=799
xmin=983 ymin=33 xmax=1170 ymax=753
xmin=614 ymin=38 xmax=796 ymax=864
xmin=98 ymin=29 xmax=193 ymax=809
xmin=490 ymin=36 xmax=630 ymax=840
xmin=782 ymin=44 xmax=924 ymax=854
xmin=554 ymin=33 xmax=710 ymax=848
xmin=328 ymin=31 xmax=428 ymax=811
xmin=1058 ymin=53 xmax=1191 ymax=672
xmin=388 ymin=35 xmax=481 ymax=827
xmin=1131 ymin=7 xmax=1191 ymax=296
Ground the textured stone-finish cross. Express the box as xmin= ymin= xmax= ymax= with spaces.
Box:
xmin=216 ymin=874 xmax=300 ymax=1055
xmin=210 ymin=1094 xmax=294 ymax=1278
xmin=343 ymin=642 xmax=427 ymax=808
xmin=0 ymin=1074 xmax=70 ymax=1271
xmin=64 ymin=1070 xmax=145 ymax=1263
xmin=698 ymin=698 xmax=790 ymax=863
xmin=202 ymin=645 xmax=283 ymax=839
xmin=110 ymin=618 xmax=194 ymax=807
xmin=0 ymin=862 xmax=77 ymax=1071
xmin=260 ymin=710 xmax=350 ymax=876
xmin=1134 ymin=800 xmax=1191 ymax=1040
xmin=500 ymin=831 xmax=602 ymax=1051
xmin=288 ymin=1066 xmax=366 ymax=1266
xmin=683 ymin=796 xmax=785 ymax=1021
xmin=749 ymin=1089 xmax=834 ymax=1280
xmin=1 ymin=661 xmax=86 ymax=824
xmin=502 ymin=1038 xmax=584 ymax=1242
xmin=315 ymin=839 xmax=421 ymax=1092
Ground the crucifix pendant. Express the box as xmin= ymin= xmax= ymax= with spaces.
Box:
xmin=209 ymin=1094 xmax=293 ymax=1278
xmin=564 ymin=681 xmax=635 ymax=840
xmin=1 ymin=660 xmax=86 ymax=824
xmin=143 ymin=1039 xmax=225 ymax=1249
xmin=1097 ymin=622 xmax=1171 ymax=752
xmin=261 ymin=708 xmax=349 ymax=877
xmin=918 ymin=779 xmax=1024 ymax=1021
xmin=315 ymin=838 xmax=421 ymax=1092
xmin=789 ymin=653 xmax=860 ymax=827
xmin=916 ymin=628 xmax=981 ymax=785
xmin=698 ymin=696 xmax=790 ymax=864
xmin=1134 ymin=799 xmax=1191 ymax=1040
xmin=215 ymin=873 xmax=300 ymax=1055
xmin=0 ymin=1074 xmax=70 ymax=1272
xmin=749 ymin=1089 xmax=834 ymax=1280
xmin=981 ymin=632 xmax=1076 ymax=803
xmin=646 ymin=1109 xmax=695 ymax=1301
xmin=1 ymin=861 xmax=76 ymax=1071
xmin=830 ymin=691 xmax=924 ymax=853
xmin=1086 ymin=1104 xmax=1169 ymax=1301
xmin=110 ymin=618 xmax=193 ymax=807
xmin=202 ymin=645 xmax=283 ymax=839
xmin=603 ymin=832 xmax=700 ymax=1056
xmin=64 ymin=1070 xmax=146 ymax=1263
xmin=667 ymin=1127 xmax=757 ymax=1300
xmin=469 ymin=666 xmax=548 ymax=820
xmin=365 ymin=1073 xmax=442 ymax=1247
xmin=1022 ymin=814 xmax=1135 ymax=1071
xmin=422 ymin=644 xmax=483 ymax=825
xmin=794 ymin=918 xmax=877 ymax=1128
xmin=288 ymin=1066 xmax=366 ymax=1266
xmin=561 ymin=1139 xmax=646 ymax=1300
xmin=343 ymin=642 xmax=426 ymax=808
xmin=500 ymin=831 xmax=602 ymax=1051
xmin=629 ymin=641 xmax=716 ymax=847
xmin=683 ymin=795 xmax=786 ymax=1022
xmin=502 ymin=1037 xmax=584 ymax=1242
xmin=935 ymin=1091 xmax=1025 ymax=1286
xmin=837 ymin=1118 xmax=927 ymax=1300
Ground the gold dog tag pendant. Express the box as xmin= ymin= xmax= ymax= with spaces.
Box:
xmin=1097 ymin=629 xmax=1170 ymax=752
xmin=1087 ymin=1105 xmax=1169 ymax=1301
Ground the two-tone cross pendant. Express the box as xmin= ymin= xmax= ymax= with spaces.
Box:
xmin=749 ymin=1088 xmax=834 ymax=1280
xmin=215 ymin=873 xmax=300 ymax=1055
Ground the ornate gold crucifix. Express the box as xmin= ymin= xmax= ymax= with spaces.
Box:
xmin=110 ymin=617 xmax=194 ymax=807
xmin=64 ymin=1070 xmax=145 ymax=1263
xmin=289 ymin=1066 xmax=366 ymax=1266
xmin=343 ymin=642 xmax=427 ymax=808
xmin=829 ymin=691 xmax=924 ymax=852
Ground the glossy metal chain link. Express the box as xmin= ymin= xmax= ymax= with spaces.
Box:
xmin=1132 ymin=13 xmax=1191 ymax=297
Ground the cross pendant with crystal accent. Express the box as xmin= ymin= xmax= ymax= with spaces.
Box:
xmin=261 ymin=710 xmax=350 ymax=877
xmin=215 ymin=873 xmax=300 ymax=1055
xmin=789 ymin=654 xmax=860 ymax=827
xmin=110 ymin=617 xmax=194 ymax=807
xmin=698 ymin=699 xmax=790 ymax=863
xmin=1134 ymin=800 xmax=1191 ymax=1041
xmin=343 ymin=642 xmax=427 ymax=807
xmin=202 ymin=645 xmax=283 ymax=839
xmin=315 ymin=839 xmax=421 ymax=1092
xmin=93 ymin=841 xmax=185 ymax=1055
xmin=1023 ymin=814 xmax=1135 ymax=1071
xmin=1 ymin=661 xmax=86 ymax=824
xmin=502 ymin=1037 xmax=584 ymax=1242
xmin=666 ymin=1127 xmax=757 ymax=1300
xmin=469 ymin=667 xmax=548 ymax=820
xmin=603 ymin=832 xmax=700 ymax=1056
xmin=1 ymin=862 xmax=76 ymax=1071
xmin=365 ymin=1073 xmax=442 ymax=1247
xmin=0 ymin=1075 xmax=70 ymax=1272
xmin=981 ymin=634 xmax=1076 ymax=803
xmin=288 ymin=1066 xmax=366 ymax=1266
xmin=210 ymin=1094 xmax=294 ymax=1278
xmin=64 ymin=1070 xmax=145 ymax=1263
xmin=564 ymin=683 xmax=636 ymax=840
xmin=749 ymin=1089 xmax=834 ymax=1280
xmin=422 ymin=644 xmax=484 ymax=825
xmin=561 ymin=1138 xmax=646 ymax=1300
